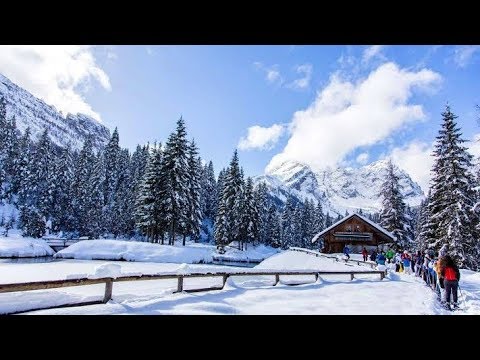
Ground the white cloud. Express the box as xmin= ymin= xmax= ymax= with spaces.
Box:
xmin=287 ymin=63 xmax=313 ymax=90
xmin=266 ymin=68 xmax=281 ymax=83
xmin=266 ymin=62 xmax=442 ymax=173
xmin=253 ymin=62 xmax=283 ymax=86
xmin=362 ymin=45 xmax=386 ymax=63
xmin=0 ymin=45 xmax=110 ymax=121
xmin=389 ymin=141 xmax=434 ymax=193
xmin=238 ymin=124 xmax=285 ymax=151
xmin=356 ymin=152 xmax=369 ymax=164
xmin=453 ymin=46 xmax=480 ymax=67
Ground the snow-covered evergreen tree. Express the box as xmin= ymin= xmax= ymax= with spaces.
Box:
xmin=426 ymin=105 xmax=479 ymax=269
xmin=254 ymin=182 xmax=269 ymax=245
xmin=102 ymin=128 xmax=122 ymax=234
xmin=51 ymin=146 xmax=74 ymax=233
xmin=242 ymin=177 xmax=258 ymax=248
xmin=379 ymin=160 xmax=409 ymax=250
xmin=185 ymin=140 xmax=203 ymax=243
xmin=415 ymin=194 xmax=434 ymax=251
xmin=281 ymin=196 xmax=296 ymax=249
xmin=201 ymin=161 xmax=217 ymax=220
xmin=159 ymin=117 xmax=190 ymax=245
xmin=266 ymin=203 xmax=281 ymax=248
xmin=215 ymin=151 xmax=243 ymax=252
xmin=302 ymin=199 xmax=316 ymax=248
xmin=135 ymin=144 xmax=163 ymax=242
xmin=325 ymin=212 xmax=332 ymax=228
xmin=314 ymin=201 xmax=325 ymax=233
xmin=71 ymin=137 xmax=98 ymax=237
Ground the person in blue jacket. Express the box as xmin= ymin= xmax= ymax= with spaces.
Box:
xmin=376 ymin=251 xmax=386 ymax=265
xmin=343 ymin=244 xmax=351 ymax=260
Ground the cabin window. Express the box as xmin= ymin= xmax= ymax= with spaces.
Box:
xmin=355 ymin=225 xmax=360 ymax=232
xmin=346 ymin=225 xmax=352 ymax=232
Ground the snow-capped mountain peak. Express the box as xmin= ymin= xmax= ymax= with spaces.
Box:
xmin=0 ymin=73 xmax=110 ymax=150
xmin=258 ymin=158 xmax=424 ymax=215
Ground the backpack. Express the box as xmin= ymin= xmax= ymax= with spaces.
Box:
xmin=444 ymin=267 xmax=457 ymax=281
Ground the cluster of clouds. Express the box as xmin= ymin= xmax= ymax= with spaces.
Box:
xmin=0 ymin=45 xmax=111 ymax=121
xmin=253 ymin=62 xmax=312 ymax=90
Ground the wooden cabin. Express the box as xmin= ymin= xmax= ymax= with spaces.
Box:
xmin=311 ymin=213 xmax=395 ymax=253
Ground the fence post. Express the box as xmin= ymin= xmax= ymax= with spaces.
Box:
xmin=350 ymin=273 xmax=354 ymax=281
xmin=103 ymin=279 xmax=113 ymax=303
xmin=177 ymin=276 xmax=184 ymax=292
xmin=222 ymin=274 xmax=229 ymax=288
xmin=315 ymin=273 xmax=319 ymax=282
xmin=380 ymin=271 xmax=385 ymax=280
xmin=274 ymin=274 xmax=280 ymax=286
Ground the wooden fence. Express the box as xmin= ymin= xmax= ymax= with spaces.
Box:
xmin=289 ymin=247 xmax=378 ymax=269
xmin=0 ymin=268 xmax=385 ymax=314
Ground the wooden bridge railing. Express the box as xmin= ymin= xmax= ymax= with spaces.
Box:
xmin=42 ymin=237 xmax=83 ymax=248
xmin=0 ymin=268 xmax=385 ymax=314
xmin=289 ymin=247 xmax=378 ymax=269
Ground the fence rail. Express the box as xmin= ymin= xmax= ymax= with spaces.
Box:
xmin=0 ymin=268 xmax=385 ymax=314
xmin=289 ymin=247 xmax=377 ymax=269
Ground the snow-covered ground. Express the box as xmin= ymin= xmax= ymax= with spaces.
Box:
xmin=2 ymin=250 xmax=478 ymax=315
xmin=0 ymin=231 xmax=54 ymax=258
xmin=213 ymin=244 xmax=279 ymax=262
xmin=55 ymin=240 xmax=278 ymax=264
xmin=55 ymin=240 xmax=214 ymax=263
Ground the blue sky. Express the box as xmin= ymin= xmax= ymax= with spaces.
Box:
xmin=1 ymin=45 xmax=480 ymax=191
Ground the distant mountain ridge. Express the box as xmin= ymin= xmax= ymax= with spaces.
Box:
xmin=0 ymin=73 xmax=110 ymax=150
xmin=255 ymin=159 xmax=424 ymax=215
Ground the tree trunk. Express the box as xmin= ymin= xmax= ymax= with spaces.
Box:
xmin=170 ymin=220 xmax=175 ymax=246
xmin=161 ymin=233 xmax=164 ymax=245
xmin=182 ymin=233 xmax=186 ymax=246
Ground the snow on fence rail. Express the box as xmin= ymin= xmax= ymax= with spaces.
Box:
xmin=0 ymin=268 xmax=386 ymax=314
xmin=289 ymin=247 xmax=377 ymax=269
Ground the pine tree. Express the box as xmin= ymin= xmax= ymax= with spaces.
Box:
xmin=325 ymin=212 xmax=333 ymax=228
xmin=302 ymin=199 xmax=317 ymax=248
xmin=201 ymin=161 xmax=217 ymax=220
xmin=186 ymin=140 xmax=203 ymax=243
xmin=113 ymin=149 xmax=134 ymax=237
xmin=0 ymin=96 xmax=8 ymax=201
xmin=215 ymin=168 xmax=227 ymax=219
xmin=415 ymin=195 xmax=434 ymax=251
xmin=159 ymin=117 xmax=190 ymax=245
xmin=266 ymin=203 xmax=281 ymax=247
xmin=51 ymin=146 xmax=74 ymax=232
xmin=426 ymin=105 xmax=479 ymax=269
xmin=254 ymin=182 xmax=269 ymax=245
xmin=102 ymin=128 xmax=122 ymax=234
xmin=281 ymin=196 xmax=296 ymax=249
xmin=314 ymin=201 xmax=325 ymax=233
xmin=135 ymin=144 xmax=163 ymax=242
xmin=242 ymin=177 xmax=259 ymax=247
xmin=16 ymin=128 xmax=33 ymax=208
xmin=379 ymin=160 xmax=409 ymax=250
xmin=71 ymin=137 xmax=97 ymax=237
xmin=215 ymin=151 xmax=243 ymax=252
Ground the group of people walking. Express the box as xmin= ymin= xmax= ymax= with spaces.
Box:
xmin=344 ymin=244 xmax=461 ymax=310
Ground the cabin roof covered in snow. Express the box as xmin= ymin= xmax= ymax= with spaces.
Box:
xmin=311 ymin=213 xmax=396 ymax=243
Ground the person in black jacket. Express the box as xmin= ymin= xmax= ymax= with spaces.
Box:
xmin=440 ymin=255 xmax=461 ymax=309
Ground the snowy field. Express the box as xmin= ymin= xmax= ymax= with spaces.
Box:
xmin=1 ymin=250 xmax=478 ymax=315
xmin=55 ymin=240 xmax=278 ymax=264
xmin=0 ymin=232 xmax=54 ymax=258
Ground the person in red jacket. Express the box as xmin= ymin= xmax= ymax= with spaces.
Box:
xmin=361 ymin=247 xmax=368 ymax=262
xmin=440 ymin=255 xmax=461 ymax=310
